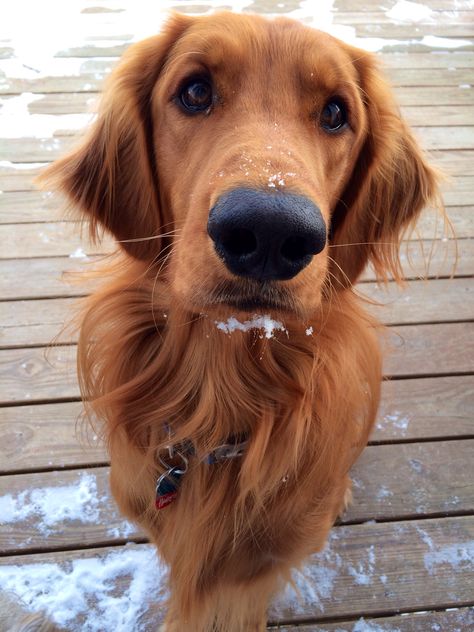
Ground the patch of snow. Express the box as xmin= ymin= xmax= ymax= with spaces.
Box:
xmin=424 ymin=541 xmax=474 ymax=575
xmin=386 ymin=1 xmax=433 ymax=23
xmin=459 ymin=83 xmax=472 ymax=88
xmin=376 ymin=485 xmax=393 ymax=500
xmin=421 ymin=35 xmax=473 ymax=49
xmin=377 ymin=411 xmax=410 ymax=434
xmin=272 ymin=533 xmax=342 ymax=616
xmin=353 ymin=617 xmax=401 ymax=631
xmin=0 ymin=93 xmax=94 ymax=139
xmin=347 ymin=545 xmax=376 ymax=586
xmin=69 ymin=247 xmax=89 ymax=260
xmin=0 ymin=472 xmax=102 ymax=536
xmin=0 ymin=160 xmax=47 ymax=170
xmin=0 ymin=545 xmax=168 ymax=632
xmin=305 ymin=326 xmax=314 ymax=336
xmin=215 ymin=315 xmax=287 ymax=339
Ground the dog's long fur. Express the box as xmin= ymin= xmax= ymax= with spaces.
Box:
xmin=42 ymin=12 xmax=440 ymax=631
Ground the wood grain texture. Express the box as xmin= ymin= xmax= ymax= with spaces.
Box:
xmin=271 ymin=608 xmax=474 ymax=631
xmin=0 ymin=255 xmax=101 ymax=300
xmin=1 ymin=440 xmax=472 ymax=553
xmin=0 ymin=297 xmax=78 ymax=348
xmin=2 ymin=278 xmax=472 ymax=349
xmin=4 ymin=126 xmax=473 ymax=163
xmin=0 ymin=402 xmax=107 ymax=473
xmin=0 ymin=237 xmax=467 ymax=301
xmin=361 ymin=277 xmax=474 ymax=325
xmin=1 ymin=324 xmax=472 ymax=405
xmin=0 ymin=345 xmax=79 ymax=403
xmin=2 ymin=374 xmax=472 ymax=474
xmin=0 ymin=517 xmax=472 ymax=625
xmin=0 ymin=222 xmax=113 ymax=259
xmin=375 ymin=375 xmax=474 ymax=442
xmin=385 ymin=322 xmax=474 ymax=377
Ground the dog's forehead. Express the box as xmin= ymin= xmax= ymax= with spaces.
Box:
xmin=165 ymin=14 xmax=358 ymax=87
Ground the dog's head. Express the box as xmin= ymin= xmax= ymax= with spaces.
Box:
xmin=44 ymin=12 xmax=439 ymax=320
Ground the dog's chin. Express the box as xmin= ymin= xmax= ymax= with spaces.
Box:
xmin=200 ymin=279 xmax=305 ymax=321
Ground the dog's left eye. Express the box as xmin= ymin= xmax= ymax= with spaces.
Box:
xmin=320 ymin=100 xmax=347 ymax=132
xmin=179 ymin=79 xmax=213 ymax=113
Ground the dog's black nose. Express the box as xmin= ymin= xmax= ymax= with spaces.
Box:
xmin=207 ymin=188 xmax=326 ymax=282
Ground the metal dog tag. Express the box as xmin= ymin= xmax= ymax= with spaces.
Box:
xmin=155 ymin=466 xmax=184 ymax=510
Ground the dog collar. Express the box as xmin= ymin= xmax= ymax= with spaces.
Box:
xmin=155 ymin=435 xmax=248 ymax=510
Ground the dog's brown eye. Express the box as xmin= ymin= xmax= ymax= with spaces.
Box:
xmin=179 ymin=79 xmax=213 ymax=113
xmin=320 ymin=100 xmax=347 ymax=132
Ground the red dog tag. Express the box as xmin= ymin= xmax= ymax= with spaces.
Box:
xmin=155 ymin=467 xmax=183 ymax=510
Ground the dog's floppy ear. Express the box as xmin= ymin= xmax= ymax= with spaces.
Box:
xmin=329 ymin=49 xmax=441 ymax=285
xmin=40 ymin=14 xmax=192 ymax=260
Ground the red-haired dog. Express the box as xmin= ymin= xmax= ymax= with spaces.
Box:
xmin=44 ymin=12 xmax=439 ymax=631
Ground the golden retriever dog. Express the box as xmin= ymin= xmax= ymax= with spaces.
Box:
xmin=43 ymin=12 xmax=439 ymax=631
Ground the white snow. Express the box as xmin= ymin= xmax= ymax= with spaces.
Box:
xmin=424 ymin=541 xmax=474 ymax=575
xmin=69 ymin=247 xmax=89 ymax=260
xmin=0 ymin=472 xmax=102 ymax=536
xmin=0 ymin=545 xmax=168 ymax=632
xmin=387 ymin=1 xmax=433 ymax=23
xmin=305 ymin=326 xmax=314 ymax=336
xmin=0 ymin=93 xmax=94 ymax=139
xmin=376 ymin=411 xmax=410 ymax=434
xmin=421 ymin=35 xmax=473 ymax=49
xmin=215 ymin=315 xmax=287 ymax=338
xmin=347 ymin=545 xmax=376 ymax=586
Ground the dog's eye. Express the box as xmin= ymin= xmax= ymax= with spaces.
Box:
xmin=320 ymin=100 xmax=347 ymax=132
xmin=179 ymin=79 xmax=213 ymax=113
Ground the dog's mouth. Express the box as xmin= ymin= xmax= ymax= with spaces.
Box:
xmin=208 ymin=280 xmax=299 ymax=315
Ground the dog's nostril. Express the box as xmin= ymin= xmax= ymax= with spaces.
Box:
xmin=280 ymin=235 xmax=310 ymax=262
xmin=222 ymin=228 xmax=257 ymax=257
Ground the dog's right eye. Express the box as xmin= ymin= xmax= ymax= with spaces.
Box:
xmin=179 ymin=79 xmax=213 ymax=114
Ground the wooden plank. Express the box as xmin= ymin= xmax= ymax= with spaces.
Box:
xmin=0 ymin=222 xmax=112 ymax=259
xmin=273 ymin=608 xmax=474 ymax=631
xmin=394 ymin=87 xmax=474 ymax=106
xmin=413 ymin=126 xmax=474 ymax=151
xmin=335 ymin=0 xmax=474 ymax=11
xmin=1 ymin=323 xmax=472 ymax=405
xmin=0 ymin=345 xmax=79 ymax=403
xmin=1 ymin=191 xmax=472 ymax=226
xmin=0 ymin=190 xmax=65 ymax=223
xmin=335 ymin=13 xmax=474 ymax=30
xmin=347 ymin=439 xmax=474 ymax=523
xmin=1 ymin=439 xmax=471 ymax=553
xmin=382 ymin=52 xmax=474 ymax=69
xmin=0 ymin=517 xmax=472 ymax=626
xmin=2 ymin=94 xmax=472 ymax=126
xmin=385 ymin=322 xmax=474 ymax=377
xmin=429 ymin=149 xmax=474 ymax=175
xmin=375 ymin=375 xmax=474 ymax=442
xmin=0 ymin=256 xmax=100 ymax=300
xmin=0 ymin=467 xmax=139 ymax=553
xmin=2 ymin=277 xmax=472 ymax=349
xmin=387 ymin=67 xmax=474 ymax=86
xmin=5 ymin=125 xmax=473 ymax=163
xmin=0 ymin=238 xmax=467 ymax=302
xmin=402 ymin=105 xmax=474 ymax=127
xmin=2 ymin=373 xmax=472 ymax=473
xmin=0 ymin=162 xmax=47 ymax=191
xmin=361 ymin=277 xmax=474 ymax=325
xmin=0 ymin=402 xmax=107 ymax=473
xmin=364 ymin=237 xmax=466 ymax=281
xmin=0 ymin=297 xmax=78 ymax=348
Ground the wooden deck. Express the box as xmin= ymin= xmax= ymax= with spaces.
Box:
xmin=0 ymin=1 xmax=473 ymax=630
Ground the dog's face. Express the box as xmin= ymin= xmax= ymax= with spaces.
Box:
xmin=153 ymin=17 xmax=366 ymax=317
xmin=45 ymin=12 xmax=438 ymax=321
